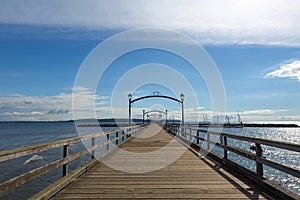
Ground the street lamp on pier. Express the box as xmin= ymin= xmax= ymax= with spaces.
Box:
xmin=180 ymin=93 xmax=184 ymax=126
xmin=128 ymin=93 xmax=132 ymax=126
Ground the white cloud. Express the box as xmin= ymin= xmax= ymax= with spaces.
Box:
xmin=0 ymin=0 xmax=300 ymax=46
xmin=176 ymin=109 xmax=290 ymax=123
xmin=0 ymin=87 xmax=109 ymax=121
xmin=267 ymin=60 xmax=300 ymax=81
xmin=241 ymin=115 xmax=300 ymax=122
xmin=241 ymin=109 xmax=286 ymax=115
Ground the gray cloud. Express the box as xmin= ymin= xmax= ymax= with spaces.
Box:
xmin=24 ymin=100 xmax=32 ymax=105
xmin=47 ymin=108 xmax=70 ymax=115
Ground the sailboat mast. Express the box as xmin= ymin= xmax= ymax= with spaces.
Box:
xmin=237 ymin=112 xmax=242 ymax=124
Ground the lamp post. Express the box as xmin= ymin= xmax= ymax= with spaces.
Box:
xmin=128 ymin=93 xmax=132 ymax=126
xmin=165 ymin=110 xmax=168 ymax=125
xmin=180 ymin=93 xmax=184 ymax=126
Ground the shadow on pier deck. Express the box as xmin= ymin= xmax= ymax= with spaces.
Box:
xmin=46 ymin=123 xmax=271 ymax=200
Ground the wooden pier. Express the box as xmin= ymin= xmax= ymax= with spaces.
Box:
xmin=1 ymin=123 xmax=299 ymax=199
xmin=35 ymin=124 xmax=270 ymax=199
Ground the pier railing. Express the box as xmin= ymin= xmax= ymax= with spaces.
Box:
xmin=0 ymin=124 xmax=145 ymax=196
xmin=166 ymin=124 xmax=300 ymax=199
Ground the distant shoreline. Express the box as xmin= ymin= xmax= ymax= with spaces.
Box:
xmin=193 ymin=123 xmax=300 ymax=128
xmin=77 ymin=123 xmax=131 ymax=127
xmin=76 ymin=123 xmax=300 ymax=128
xmin=0 ymin=120 xmax=299 ymax=128
xmin=243 ymin=123 xmax=299 ymax=128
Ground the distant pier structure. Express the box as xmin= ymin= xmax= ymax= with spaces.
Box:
xmin=128 ymin=91 xmax=184 ymax=126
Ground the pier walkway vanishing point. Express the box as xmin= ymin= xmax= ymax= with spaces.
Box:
xmin=36 ymin=123 xmax=271 ymax=199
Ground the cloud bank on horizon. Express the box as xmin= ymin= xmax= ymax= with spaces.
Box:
xmin=0 ymin=90 xmax=296 ymax=122
xmin=0 ymin=0 xmax=300 ymax=46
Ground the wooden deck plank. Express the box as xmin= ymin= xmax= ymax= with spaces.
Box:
xmin=51 ymin=124 xmax=271 ymax=200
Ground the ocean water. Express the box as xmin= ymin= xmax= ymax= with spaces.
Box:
xmin=0 ymin=122 xmax=299 ymax=199
xmin=0 ymin=122 xmax=119 ymax=200
xmin=197 ymin=126 xmax=300 ymax=195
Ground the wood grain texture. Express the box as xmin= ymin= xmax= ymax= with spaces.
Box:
xmin=51 ymin=124 xmax=271 ymax=200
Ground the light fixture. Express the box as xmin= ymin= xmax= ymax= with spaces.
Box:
xmin=180 ymin=93 xmax=184 ymax=101
xmin=128 ymin=93 xmax=132 ymax=100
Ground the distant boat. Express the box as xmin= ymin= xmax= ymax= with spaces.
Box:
xmin=234 ymin=112 xmax=244 ymax=128
xmin=198 ymin=113 xmax=244 ymax=128
xmin=198 ymin=114 xmax=210 ymax=127
xmin=223 ymin=113 xmax=244 ymax=128
xmin=223 ymin=115 xmax=232 ymax=128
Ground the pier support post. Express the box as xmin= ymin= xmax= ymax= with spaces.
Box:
xmin=63 ymin=145 xmax=68 ymax=176
xmin=256 ymin=143 xmax=263 ymax=180
xmin=106 ymin=134 xmax=110 ymax=151
xmin=122 ymin=130 xmax=125 ymax=142
xmin=196 ymin=130 xmax=200 ymax=145
xmin=116 ymin=131 xmax=119 ymax=145
xmin=223 ymin=136 xmax=228 ymax=159
xmin=207 ymin=132 xmax=210 ymax=150
xmin=91 ymin=137 xmax=95 ymax=159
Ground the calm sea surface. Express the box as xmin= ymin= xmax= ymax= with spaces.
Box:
xmin=0 ymin=122 xmax=299 ymax=199
xmin=210 ymin=126 xmax=300 ymax=196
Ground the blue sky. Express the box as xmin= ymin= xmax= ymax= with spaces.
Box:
xmin=0 ymin=0 xmax=300 ymax=122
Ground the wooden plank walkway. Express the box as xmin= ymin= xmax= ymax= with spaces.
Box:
xmin=51 ymin=124 xmax=272 ymax=199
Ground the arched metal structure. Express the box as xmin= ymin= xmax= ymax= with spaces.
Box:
xmin=131 ymin=95 xmax=180 ymax=104
xmin=128 ymin=91 xmax=184 ymax=126
xmin=142 ymin=109 xmax=168 ymax=124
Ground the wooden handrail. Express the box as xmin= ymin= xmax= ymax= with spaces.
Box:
xmin=174 ymin=125 xmax=300 ymax=152
xmin=0 ymin=124 xmax=146 ymax=194
xmin=0 ymin=125 xmax=143 ymax=163
xmin=166 ymin=124 xmax=300 ymax=199
xmin=166 ymin=124 xmax=300 ymax=197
